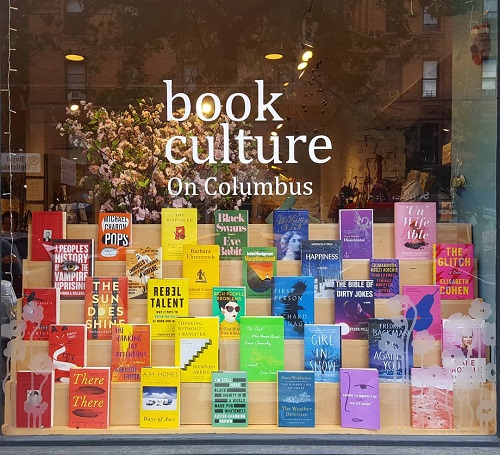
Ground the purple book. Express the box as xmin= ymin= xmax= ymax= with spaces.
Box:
xmin=403 ymin=285 xmax=442 ymax=340
xmin=339 ymin=209 xmax=373 ymax=259
xmin=370 ymin=259 xmax=400 ymax=298
xmin=340 ymin=368 xmax=380 ymax=430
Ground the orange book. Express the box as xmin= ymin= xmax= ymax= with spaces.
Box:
xmin=68 ymin=367 xmax=110 ymax=429
xmin=97 ymin=212 xmax=132 ymax=261
xmin=111 ymin=323 xmax=151 ymax=382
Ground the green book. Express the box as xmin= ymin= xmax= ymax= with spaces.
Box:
xmin=214 ymin=210 xmax=249 ymax=260
xmin=242 ymin=247 xmax=277 ymax=299
xmin=240 ymin=316 xmax=285 ymax=382
xmin=212 ymin=371 xmax=248 ymax=427
xmin=212 ymin=286 xmax=246 ymax=340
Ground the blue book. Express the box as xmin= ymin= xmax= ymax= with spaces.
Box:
xmin=277 ymin=371 xmax=315 ymax=427
xmin=304 ymin=324 xmax=341 ymax=382
xmin=368 ymin=318 xmax=413 ymax=382
xmin=273 ymin=210 xmax=309 ymax=260
xmin=301 ymin=240 xmax=342 ymax=299
xmin=334 ymin=280 xmax=375 ymax=340
xmin=271 ymin=276 xmax=314 ymax=339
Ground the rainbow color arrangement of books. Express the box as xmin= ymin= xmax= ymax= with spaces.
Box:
xmin=140 ymin=366 xmax=181 ymax=428
xmin=433 ymin=243 xmax=474 ymax=299
xmin=394 ymin=202 xmax=436 ymax=260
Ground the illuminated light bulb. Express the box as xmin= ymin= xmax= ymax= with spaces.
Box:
xmin=301 ymin=50 xmax=313 ymax=62
xmin=297 ymin=61 xmax=308 ymax=71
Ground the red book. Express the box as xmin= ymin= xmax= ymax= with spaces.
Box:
xmin=69 ymin=367 xmax=110 ymax=429
xmin=16 ymin=370 xmax=54 ymax=428
xmin=52 ymin=239 xmax=95 ymax=299
xmin=110 ymin=323 xmax=151 ymax=382
xmin=21 ymin=287 xmax=60 ymax=341
xmin=394 ymin=202 xmax=436 ymax=260
xmin=48 ymin=324 xmax=87 ymax=382
xmin=97 ymin=212 xmax=132 ymax=261
xmin=433 ymin=243 xmax=474 ymax=299
xmin=85 ymin=277 xmax=128 ymax=340
xmin=30 ymin=211 xmax=66 ymax=261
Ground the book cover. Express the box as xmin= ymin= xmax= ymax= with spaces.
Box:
xmin=368 ymin=318 xmax=413 ymax=382
xmin=30 ymin=211 xmax=66 ymax=261
xmin=16 ymin=370 xmax=54 ymax=428
xmin=52 ymin=239 xmax=94 ymax=299
xmin=441 ymin=318 xmax=486 ymax=383
xmin=271 ymin=276 xmax=314 ymax=339
xmin=212 ymin=286 xmax=246 ymax=340
xmin=161 ymin=207 xmax=198 ymax=261
xmin=304 ymin=324 xmax=341 ymax=382
xmin=21 ymin=287 xmax=60 ymax=341
xmin=214 ymin=210 xmax=248 ymax=260
xmin=369 ymin=259 xmax=400 ymax=299
xmin=403 ymin=285 xmax=442 ymax=339
xmin=339 ymin=208 xmax=374 ymax=259
xmin=48 ymin=324 xmax=87 ymax=383
xmin=174 ymin=316 xmax=219 ymax=383
xmin=212 ymin=371 xmax=248 ymax=427
xmin=394 ymin=202 xmax=437 ymax=260
xmin=68 ymin=367 xmax=110 ymax=429
xmin=433 ymin=243 xmax=474 ymax=299
xmin=84 ymin=277 xmax=128 ymax=340
xmin=301 ymin=240 xmax=342 ymax=299
xmin=182 ymin=244 xmax=220 ymax=299
xmin=240 ymin=316 xmax=284 ymax=382
xmin=273 ymin=209 xmax=309 ymax=260
xmin=277 ymin=371 xmax=315 ymax=427
xmin=334 ymin=280 xmax=374 ymax=340
xmin=126 ymin=246 xmax=163 ymax=300
xmin=147 ymin=277 xmax=189 ymax=339
xmin=411 ymin=367 xmax=454 ymax=429
xmin=140 ymin=366 xmax=181 ymax=428
xmin=242 ymin=246 xmax=277 ymax=299
xmin=340 ymin=368 xmax=380 ymax=430
xmin=97 ymin=212 xmax=132 ymax=261
xmin=110 ymin=323 xmax=151 ymax=382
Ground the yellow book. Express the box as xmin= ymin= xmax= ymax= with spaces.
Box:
xmin=175 ymin=317 xmax=219 ymax=383
xmin=147 ymin=278 xmax=189 ymax=339
xmin=182 ymin=244 xmax=220 ymax=299
xmin=161 ymin=207 xmax=198 ymax=261
xmin=140 ymin=366 xmax=180 ymax=428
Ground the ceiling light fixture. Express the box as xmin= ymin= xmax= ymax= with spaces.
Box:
xmin=297 ymin=61 xmax=308 ymax=71
xmin=265 ymin=52 xmax=284 ymax=60
xmin=301 ymin=50 xmax=313 ymax=62
xmin=65 ymin=53 xmax=85 ymax=62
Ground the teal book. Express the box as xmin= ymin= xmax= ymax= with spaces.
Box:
xmin=212 ymin=286 xmax=246 ymax=340
xmin=212 ymin=371 xmax=248 ymax=427
xmin=271 ymin=276 xmax=314 ymax=339
xmin=304 ymin=324 xmax=342 ymax=382
xmin=214 ymin=210 xmax=248 ymax=260
xmin=242 ymin=247 xmax=277 ymax=299
xmin=240 ymin=316 xmax=284 ymax=382
xmin=277 ymin=371 xmax=315 ymax=427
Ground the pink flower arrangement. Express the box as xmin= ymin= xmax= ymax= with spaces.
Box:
xmin=57 ymin=100 xmax=261 ymax=222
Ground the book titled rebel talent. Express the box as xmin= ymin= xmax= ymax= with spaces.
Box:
xmin=214 ymin=209 xmax=248 ymax=260
xmin=301 ymin=240 xmax=342 ymax=299
xmin=339 ymin=208 xmax=374 ymax=259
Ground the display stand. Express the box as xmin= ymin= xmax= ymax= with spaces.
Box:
xmin=2 ymin=223 xmax=495 ymax=435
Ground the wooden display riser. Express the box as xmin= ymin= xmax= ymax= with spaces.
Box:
xmin=3 ymin=222 xmax=495 ymax=436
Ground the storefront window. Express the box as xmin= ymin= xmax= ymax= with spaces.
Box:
xmin=0 ymin=0 xmax=497 ymax=441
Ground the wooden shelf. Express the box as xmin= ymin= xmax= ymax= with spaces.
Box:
xmin=4 ymin=222 xmax=495 ymax=437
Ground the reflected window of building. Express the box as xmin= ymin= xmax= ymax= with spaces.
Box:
xmin=385 ymin=58 xmax=403 ymax=98
xmin=482 ymin=58 xmax=497 ymax=95
xmin=66 ymin=62 xmax=87 ymax=108
xmin=423 ymin=7 xmax=439 ymax=32
xmin=385 ymin=0 xmax=405 ymax=33
xmin=483 ymin=0 xmax=498 ymax=19
xmin=64 ymin=0 xmax=86 ymax=35
xmin=422 ymin=60 xmax=438 ymax=97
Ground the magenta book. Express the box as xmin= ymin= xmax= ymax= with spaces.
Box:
xmin=403 ymin=285 xmax=441 ymax=339
xmin=433 ymin=243 xmax=474 ymax=299
xmin=339 ymin=209 xmax=373 ymax=259
xmin=411 ymin=367 xmax=454 ymax=429
xmin=340 ymin=368 xmax=380 ymax=430
xmin=394 ymin=202 xmax=436 ymax=260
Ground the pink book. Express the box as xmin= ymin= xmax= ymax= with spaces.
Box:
xmin=403 ymin=285 xmax=442 ymax=339
xmin=394 ymin=202 xmax=436 ymax=260
xmin=433 ymin=244 xmax=474 ymax=299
